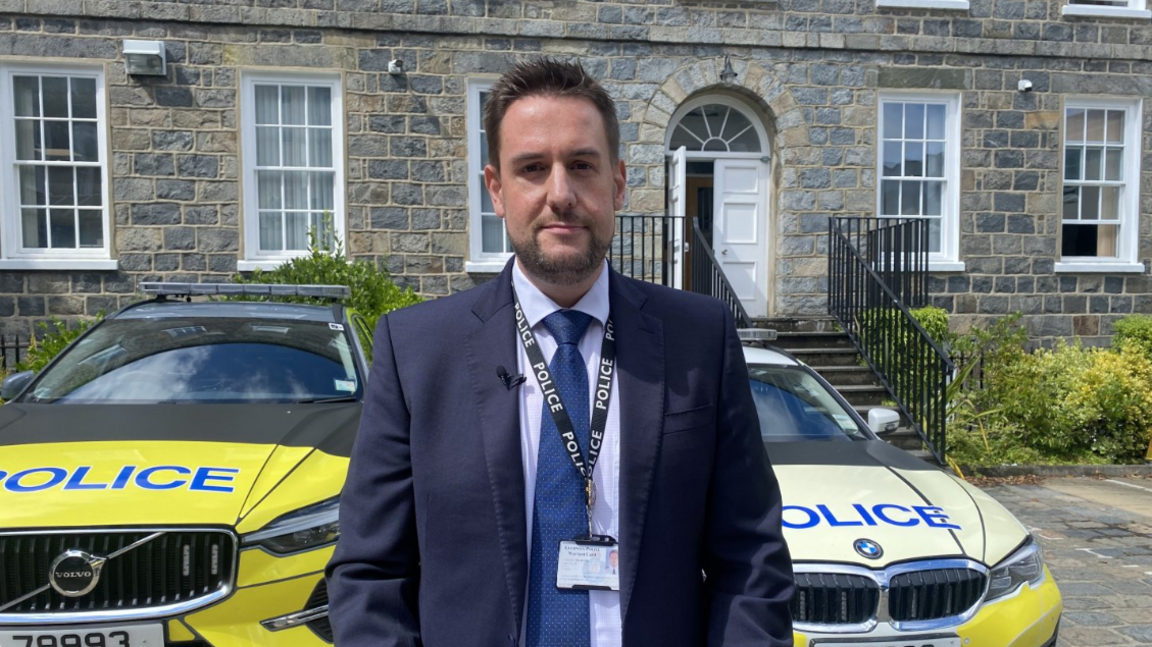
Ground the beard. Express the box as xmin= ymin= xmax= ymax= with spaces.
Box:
xmin=510 ymin=213 xmax=612 ymax=287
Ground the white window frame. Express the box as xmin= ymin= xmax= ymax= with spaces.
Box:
xmin=0 ymin=63 xmax=116 ymax=270
xmin=876 ymin=91 xmax=964 ymax=272
xmin=239 ymin=71 xmax=346 ymax=272
xmin=876 ymin=0 xmax=970 ymax=10
xmin=1062 ymin=0 xmax=1151 ymax=20
xmin=1055 ymin=97 xmax=1145 ymax=274
xmin=465 ymin=78 xmax=510 ymax=274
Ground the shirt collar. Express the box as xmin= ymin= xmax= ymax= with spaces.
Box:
xmin=511 ymin=258 xmax=610 ymax=329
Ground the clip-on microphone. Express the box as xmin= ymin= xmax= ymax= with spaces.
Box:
xmin=496 ymin=365 xmax=526 ymax=390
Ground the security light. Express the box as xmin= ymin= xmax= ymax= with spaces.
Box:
xmin=123 ymin=40 xmax=167 ymax=76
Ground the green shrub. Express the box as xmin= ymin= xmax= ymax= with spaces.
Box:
xmin=1113 ymin=314 xmax=1152 ymax=361
xmin=15 ymin=315 xmax=103 ymax=374
xmin=232 ymin=231 xmax=421 ymax=355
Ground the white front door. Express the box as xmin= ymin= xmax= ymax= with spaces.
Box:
xmin=666 ymin=146 xmax=686 ymax=289
xmin=713 ymin=158 xmax=769 ymax=318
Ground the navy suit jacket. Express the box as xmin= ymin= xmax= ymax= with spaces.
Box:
xmin=326 ymin=260 xmax=793 ymax=646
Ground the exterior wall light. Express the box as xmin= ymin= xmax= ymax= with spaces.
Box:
xmin=123 ymin=40 xmax=167 ymax=76
xmin=719 ymin=55 xmax=738 ymax=84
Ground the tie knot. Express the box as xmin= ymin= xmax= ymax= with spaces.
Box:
xmin=543 ymin=310 xmax=593 ymax=346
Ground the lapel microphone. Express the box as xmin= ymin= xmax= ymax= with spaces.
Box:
xmin=496 ymin=365 xmax=526 ymax=390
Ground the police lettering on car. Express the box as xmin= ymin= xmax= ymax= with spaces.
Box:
xmin=0 ymin=466 xmax=240 ymax=493
xmin=781 ymin=503 xmax=961 ymax=530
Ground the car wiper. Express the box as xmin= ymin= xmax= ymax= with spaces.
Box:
xmin=296 ymin=395 xmax=359 ymax=404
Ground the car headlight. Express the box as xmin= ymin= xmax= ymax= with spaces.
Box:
xmin=985 ymin=536 xmax=1044 ymax=601
xmin=242 ymin=497 xmax=340 ymax=554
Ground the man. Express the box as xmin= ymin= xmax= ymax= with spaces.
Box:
xmin=327 ymin=58 xmax=793 ymax=647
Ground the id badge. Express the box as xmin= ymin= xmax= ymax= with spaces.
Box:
xmin=556 ymin=536 xmax=620 ymax=591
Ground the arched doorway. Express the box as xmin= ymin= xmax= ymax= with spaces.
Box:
xmin=666 ymin=95 xmax=772 ymax=318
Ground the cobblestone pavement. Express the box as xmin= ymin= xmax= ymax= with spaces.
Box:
xmin=982 ymin=476 xmax=1152 ymax=646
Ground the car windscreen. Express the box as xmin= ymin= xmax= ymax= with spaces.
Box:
xmin=748 ymin=364 xmax=867 ymax=442
xmin=25 ymin=317 xmax=362 ymax=404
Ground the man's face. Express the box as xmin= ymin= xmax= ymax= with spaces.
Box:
xmin=609 ymin=551 xmax=618 ymax=568
xmin=484 ymin=95 xmax=626 ymax=286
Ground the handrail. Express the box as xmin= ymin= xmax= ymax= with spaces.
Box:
xmin=689 ymin=220 xmax=752 ymax=329
xmin=613 ymin=214 xmax=682 ymax=287
xmin=828 ymin=217 xmax=954 ymax=463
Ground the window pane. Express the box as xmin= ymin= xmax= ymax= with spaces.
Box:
xmin=668 ymin=124 xmax=702 ymax=151
xmin=257 ymin=170 xmax=282 ymax=209
xmin=904 ymin=142 xmax=924 ymax=177
xmin=1105 ymin=110 xmax=1124 ymax=144
xmin=901 ymin=181 xmax=921 ymax=216
xmin=1100 ymin=186 xmax=1120 ymax=220
xmin=481 ymin=182 xmax=494 ymax=213
xmin=1104 ymin=148 xmax=1122 ymax=181
xmin=285 ymin=211 xmax=309 ymax=250
xmin=481 ymin=136 xmax=490 ymax=167
xmin=78 ymin=210 xmax=102 ymax=247
xmin=22 ymin=208 xmax=47 ymax=248
xmin=255 ymin=85 xmax=279 ymax=124
xmin=281 ymin=86 xmax=306 ymax=125
xmin=881 ymin=180 xmax=900 ymax=216
xmin=256 ymin=126 xmax=280 ymax=166
xmin=70 ymin=77 xmax=97 ymax=119
xmin=728 ymin=124 xmax=760 ymax=152
xmin=883 ymin=103 xmax=902 ymax=139
xmin=924 ymin=181 xmax=942 ymax=216
xmin=18 ymin=165 xmax=46 ymax=206
xmin=42 ymin=77 xmax=69 ymax=118
xmin=926 ymin=104 xmax=946 ymax=140
xmin=13 ymin=76 xmax=40 ymax=117
xmin=928 ymin=216 xmax=941 ymax=254
xmin=76 ymin=167 xmax=101 ymax=206
xmin=1062 ymin=186 xmax=1079 ymax=220
xmin=310 ymin=171 xmax=334 ymax=210
xmin=1086 ymin=109 xmax=1105 ymax=142
xmin=1062 ymin=223 xmax=1117 ymax=258
xmin=73 ymin=122 xmax=99 ymax=162
xmin=1064 ymin=147 xmax=1081 ymax=181
xmin=308 ymin=86 xmax=332 ymax=126
xmin=925 ymin=142 xmax=945 ymax=177
xmin=702 ymin=138 xmax=727 ymax=152
xmin=282 ymin=127 xmax=306 ymax=166
xmin=311 ymin=212 xmax=334 ymax=248
xmin=1097 ymin=224 xmax=1118 ymax=257
xmin=904 ymin=103 xmax=925 ymax=139
xmin=1084 ymin=147 xmax=1102 ymax=181
xmin=882 ymin=142 xmax=902 ymax=176
xmin=284 ymin=171 xmax=308 ymax=209
xmin=482 ymin=215 xmax=506 ymax=253
xmin=15 ymin=120 xmax=41 ymax=160
xmin=1065 ymin=108 xmax=1085 ymax=142
xmin=44 ymin=121 xmax=71 ymax=161
xmin=1081 ymin=186 xmax=1099 ymax=220
xmin=48 ymin=167 xmax=74 ymax=206
xmin=50 ymin=209 xmax=76 ymax=247
xmin=308 ymin=128 xmax=332 ymax=167
xmin=259 ymin=211 xmax=283 ymax=251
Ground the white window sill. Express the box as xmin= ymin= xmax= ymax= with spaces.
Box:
xmin=237 ymin=259 xmax=293 ymax=272
xmin=1054 ymin=261 xmax=1146 ymax=273
xmin=929 ymin=261 xmax=966 ymax=272
xmin=0 ymin=258 xmax=119 ymax=271
xmin=465 ymin=259 xmax=511 ymax=274
xmin=877 ymin=0 xmax=971 ymax=9
xmin=1061 ymin=5 xmax=1152 ymax=18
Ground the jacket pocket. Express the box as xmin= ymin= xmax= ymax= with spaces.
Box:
xmin=663 ymin=404 xmax=715 ymax=434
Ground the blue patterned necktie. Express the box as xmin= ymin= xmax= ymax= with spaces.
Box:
xmin=526 ymin=309 xmax=594 ymax=647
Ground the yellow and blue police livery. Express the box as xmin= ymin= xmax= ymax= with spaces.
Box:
xmin=741 ymin=337 xmax=1062 ymax=647
xmin=0 ymin=283 xmax=367 ymax=647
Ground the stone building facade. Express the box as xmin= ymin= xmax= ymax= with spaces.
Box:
xmin=0 ymin=0 xmax=1150 ymax=342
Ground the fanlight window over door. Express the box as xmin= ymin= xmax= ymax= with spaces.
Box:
xmin=669 ymin=103 xmax=762 ymax=153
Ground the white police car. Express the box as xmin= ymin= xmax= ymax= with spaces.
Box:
xmin=742 ymin=336 xmax=1062 ymax=647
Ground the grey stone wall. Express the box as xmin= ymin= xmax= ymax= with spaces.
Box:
xmin=0 ymin=0 xmax=1149 ymax=342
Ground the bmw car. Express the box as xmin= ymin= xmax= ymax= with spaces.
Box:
xmin=0 ymin=283 xmax=364 ymax=647
xmin=742 ymin=335 xmax=1063 ymax=647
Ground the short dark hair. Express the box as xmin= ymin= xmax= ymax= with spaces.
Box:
xmin=482 ymin=58 xmax=619 ymax=170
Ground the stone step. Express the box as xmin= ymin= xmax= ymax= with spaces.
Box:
xmin=810 ymin=365 xmax=878 ymax=387
xmin=784 ymin=347 xmax=862 ymax=367
xmin=772 ymin=330 xmax=855 ymax=350
xmin=748 ymin=317 xmax=839 ymax=333
xmin=833 ymin=384 xmax=890 ymax=406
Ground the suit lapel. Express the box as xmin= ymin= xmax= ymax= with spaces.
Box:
xmin=463 ymin=260 xmax=528 ymax=634
xmin=609 ymin=271 xmax=664 ymax=625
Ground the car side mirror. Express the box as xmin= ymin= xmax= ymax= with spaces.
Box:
xmin=868 ymin=408 xmax=901 ymax=435
xmin=1 ymin=370 xmax=34 ymax=401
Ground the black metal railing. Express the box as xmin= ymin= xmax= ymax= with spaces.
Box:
xmin=1 ymin=334 xmax=27 ymax=374
xmin=828 ymin=217 xmax=954 ymax=463
xmin=689 ymin=221 xmax=752 ymax=329
xmin=612 ymin=214 xmax=684 ymax=286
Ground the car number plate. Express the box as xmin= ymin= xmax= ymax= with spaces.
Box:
xmin=813 ymin=639 xmax=961 ymax=647
xmin=0 ymin=624 xmax=164 ymax=647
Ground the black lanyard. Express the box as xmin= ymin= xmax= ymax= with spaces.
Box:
xmin=513 ymin=289 xmax=616 ymax=536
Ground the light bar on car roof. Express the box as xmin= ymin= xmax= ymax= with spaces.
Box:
xmin=139 ymin=282 xmax=351 ymax=299
xmin=737 ymin=328 xmax=778 ymax=341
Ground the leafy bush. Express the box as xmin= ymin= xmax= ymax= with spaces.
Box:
xmin=1113 ymin=314 xmax=1152 ymax=361
xmin=232 ymin=231 xmax=421 ymax=355
xmin=15 ymin=315 xmax=103 ymax=374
